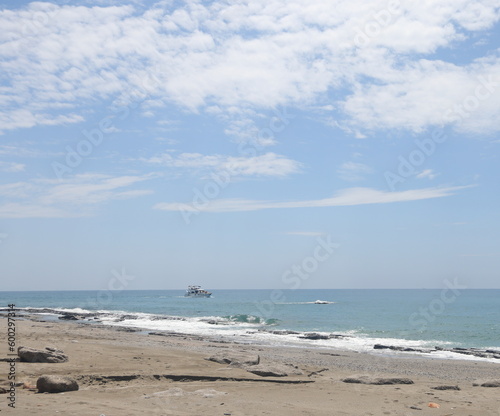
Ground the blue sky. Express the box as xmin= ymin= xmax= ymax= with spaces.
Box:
xmin=1 ymin=0 xmax=499 ymax=290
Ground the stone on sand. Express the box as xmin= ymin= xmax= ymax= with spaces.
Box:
xmin=36 ymin=375 xmax=79 ymax=393
xmin=18 ymin=346 xmax=68 ymax=363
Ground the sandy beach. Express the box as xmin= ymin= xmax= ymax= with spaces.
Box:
xmin=1 ymin=316 xmax=500 ymax=416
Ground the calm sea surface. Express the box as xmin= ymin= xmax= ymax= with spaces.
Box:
xmin=1 ymin=289 xmax=499 ymax=362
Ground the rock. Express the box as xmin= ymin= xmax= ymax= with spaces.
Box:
xmin=206 ymin=351 xmax=260 ymax=367
xmin=373 ymin=344 xmax=427 ymax=353
xmin=245 ymin=364 xmax=289 ymax=377
xmin=473 ymin=380 xmax=500 ymax=388
xmin=58 ymin=314 xmax=80 ymax=320
xmin=432 ymin=385 xmax=460 ymax=390
xmin=342 ymin=376 xmax=414 ymax=385
xmin=0 ymin=387 xmax=7 ymax=394
xmin=18 ymin=346 xmax=68 ymax=363
xmin=373 ymin=344 xmax=391 ymax=350
xmin=299 ymin=333 xmax=329 ymax=340
xmin=409 ymin=406 xmax=422 ymax=410
xmin=36 ymin=375 xmax=79 ymax=393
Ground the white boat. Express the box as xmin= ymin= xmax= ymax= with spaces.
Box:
xmin=314 ymin=300 xmax=330 ymax=304
xmin=184 ymin=285 xmax=212 ymax=298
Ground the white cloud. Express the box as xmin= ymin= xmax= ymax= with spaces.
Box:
xmin=0 ymin=174 xmax=152 ymax=218
xmin=0 ymin=161 xmax=25 ymax=172
xmin=154 ymin=185 xmax=471 ymax=213
xmin=1 ymin=1 xmax=499 ymax=136
xmin=338 ymin=161 xmax=373 ymax=181
xmin=143 ymin=152 xmax=302 ymax=178
xmin=416 ymin=169 xmax=438 ymax=180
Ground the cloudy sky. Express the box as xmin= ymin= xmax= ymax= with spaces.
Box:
xmin=1 ymin=0 xmax=499 ymax=290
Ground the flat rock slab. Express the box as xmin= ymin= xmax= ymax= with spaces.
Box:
xmin=245 ymin=363 xmax=303 ymax=378
xmin=37 ymin=375 xmax=79 ymax=393
xmin=473 ymin=380 xmax=500 ymax=388
xmin=343 ymin=376 xmax=414 ymax=385
xmin=206 ymin=351 xmax=260 ymax=367
xmin=18 ymin=346 xmax=68 ymax=363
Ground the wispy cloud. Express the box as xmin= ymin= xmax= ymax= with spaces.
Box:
xmin=154 ymin=185 xmax=471 ymax=213
xmin=0 ymin=174 xmax=153 ymax=218
xmin=143 ymin=152 xmax=302 ymax=178
xmin=416 ymin=169 xmax=438 ymax=180
xmin=0 ymin=161 xmax=25 ymax=172
xmin=338 ymin=161 xmax=373 ymax=181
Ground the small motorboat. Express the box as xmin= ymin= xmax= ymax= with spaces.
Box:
xmin=184 ymin=285 xmax=212 ymax=298
xmin=314 ymin=300 xmax=330 ymax=304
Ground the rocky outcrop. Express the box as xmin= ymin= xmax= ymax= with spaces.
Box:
xmin=206 ymin=351 xmax=260 ymax=367
xmin=343 ymin=376 xmax=414 ymax=385
xmin=373 ymin=344 xmax=500 ymax=359
xmin=473 ymin=380 xmax=500 ymax=388
xmin=246 ymin=364 xmax=289 ymax=377
xmin=58 ymin=314 xmax=80 ymax=320
xmin=246 ymin=363 xmax=303 ymax=378
xmin=431 ymin=385 xmax=460 ymax=390
xmin=36 ymin=375 xmax=79 ymax=393
xmin=18 ymin=346 xmax=68 ymax=363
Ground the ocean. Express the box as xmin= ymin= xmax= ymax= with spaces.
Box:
xmin=2 ymin=289 xmax=499 ymax=363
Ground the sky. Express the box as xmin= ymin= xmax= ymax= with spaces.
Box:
xmin=0 ymin=0 xmax=500 ymax=290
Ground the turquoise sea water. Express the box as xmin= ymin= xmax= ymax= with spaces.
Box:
xmin=1 ymin=289 xmax=499 ymax=361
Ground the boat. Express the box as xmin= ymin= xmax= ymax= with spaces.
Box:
xmin=184 ymin=285 xmax=212 ymax=298
xmin=314 ymin=300 xmax=330 ymax=304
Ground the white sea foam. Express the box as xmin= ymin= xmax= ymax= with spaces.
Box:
xmin=18 ymin=306 xmax=500 ymax=364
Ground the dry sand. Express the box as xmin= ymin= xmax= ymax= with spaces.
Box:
xmin=1 ymin=317 xmax=500 ymax=415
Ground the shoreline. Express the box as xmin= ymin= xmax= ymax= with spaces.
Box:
xmin=1 ymin=317 xmax=500 ymax=415
xmin=8 ymin=308 xmax=500 ymax=365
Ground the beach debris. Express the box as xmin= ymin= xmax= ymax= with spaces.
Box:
xmin=0 ymin=387 xmax=7 ymax=394
xmin=36 ymin=375 xmax=79 ymax=393
xmin=472 ymin=380 xmax=500 ymax=387
xmin=206 ymin=351 xmax=260 ymax=367
xmin=409 ymin=406 xmax=422 ymax=410
xmin=431 ymin=385 xmax=460 ymax=390
xmin=342 ymin=376 xmax=414 ymax=385
xmin=428 ymin=402 xmax=440 ymax=408
xmin=18 ymin=346 xmax=68 ymax=363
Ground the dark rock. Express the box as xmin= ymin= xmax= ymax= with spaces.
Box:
xmin=18 ymin=346 xmax=68 ymax=363
xmin=432 ymin=385 xmax=460 ymax=390
xmin=374 ymin=344 xmax=391 ymax=350
xmin=58 ymin=314 xmax=80 ymax=320
xmin=36 ymin=375 xmax=79 ymax=393
xmin=299 ymin=333 xmax=329 ymax=340
xmin=328 ymin=334 xmax=348 ymax=339
xmin=270 ymin=330 xmax=300 ymax=335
